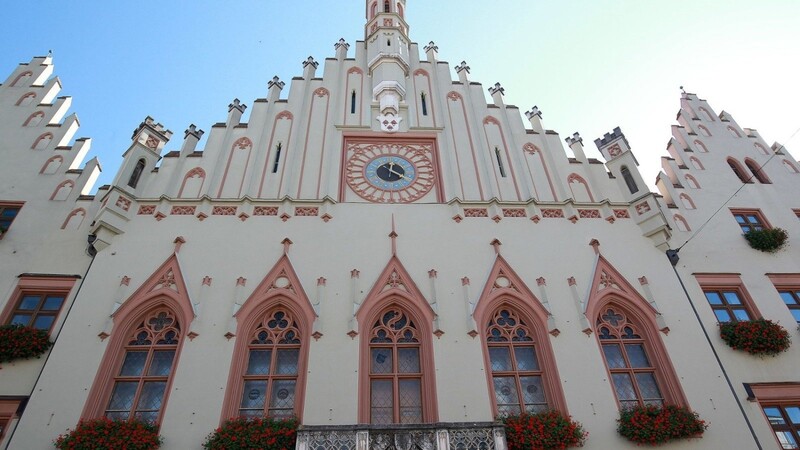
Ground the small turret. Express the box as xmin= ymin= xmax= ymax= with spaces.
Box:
xmin=227 ymin=99 xmax=247 ymax=126
xmin=525 ymin=106 xmax=544 ymax=133
xmin=335 ymin=38 xmax=350 ymax=60
xmin=267 ymin=76 xmax=285 ymax=102
xmin=180 ymin=124 xmax=205 ymax=156
xmin=488 ymin=83 xmax=505 ymax=107
xmin=302 ymin=56 xmax=319 ymax=79
xmin=565 ymin=132 xmax=587 ymax=163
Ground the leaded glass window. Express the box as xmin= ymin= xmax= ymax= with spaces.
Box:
xmin=369 ymin=307 xmax=424 ymax=424
xmin=105 ymin=309 xmax=181 ymax=424
xmin=597 ymin=308 xmax=664 ymax=409
xmin=239 ymin=308 xmax=301 ymax=418
xmin=485 ymin=308 xmax=547 ymax=416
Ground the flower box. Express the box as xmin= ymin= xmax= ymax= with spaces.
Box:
xmin=744 ymin=228 xmax=788 ymax=252
xmin=617 ymin=404 xmax=707 ymax=446
xmin=203 ymin=416 xmax=298 ymax=450
xmin=719 ymin=319 xmax=790 ymax=355
xmin=54 ymin=417 xmax=162 ymax=450
xmin=0 ymin=324 xmax=53 ymax=364
xmin=503 ymin=411 xmax=587 ymax=450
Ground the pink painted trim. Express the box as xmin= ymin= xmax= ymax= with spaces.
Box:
xmin=412 ymin=70 xmax=437 ymax=128
xmin=693 ymin=140 xmax=708 ymax=153
xmin=473 ymin=256 xmax=568 ymax=415
xmin=10 ymin=71 xmax=33 ymax=87
xmin=177 ymin=167 xmax=206 ymax=198
xmin=679 ymin=193 xmax=696 ymax=210
xmin=754 ymin=143 xmax=769 ymax=155
xmin=40 ymin=155 xmax=63 ymax=173
xmin=23 ymin=111 xmax=45 ymax=126
xmin=217 ymin=138 xmax=253 ymax=198
xmin=673 ymin=214 xmax=691 ymax=232
xmin=693 ymin=273 xmax=762 ymax=319
xmin=567 ymin=173 xmax=595 ymax=202
xmin=586 ymin=255 xmax=688 ymax=408
xmin=0 ymin=275 xmax=77 ymax=332
xmin=697 ymin=124 xmax=711 ymax=137
xmin=521 ymin=144 xmax=541 ymax=200
xmin=745 ymin=158 xmax=771 ymax=184
xmin=727 ymin=125 xmax=742 ymax=138
xmin=81 ymin=254 xmax=194 ymax=422
xmin=356 ymin=255 xmax=439 ymax=423
xmin=220 ymin=254 xmax=316 ymax=422
xmin=297 ymin=89 xmax=326 ymax=197
xmin=450 ymin=92 xmax=484 ymax=200
xmin=31 ymin=132 xmax=54 ymax=150
xmin=60 ymin=207 xmax=87 ymax=229
xmin=49 ymin=179 xmax=75 ymax=200
xmin=784 ymin=159 xmax=800 ymax=173
xmin=315 ymin=91 xmax=331 ymax=200
xmin=445 ymin=92 xmax=466 ymax=198
xmin=15 ymin=92 xmax=36 ymax=106
xmin=689 ymin=156 xmax=705 ymax=170
xmin=684 ymin=174 xmax=701 ymax=189
xmin=698 ymin=107 xmax=715 ymax=122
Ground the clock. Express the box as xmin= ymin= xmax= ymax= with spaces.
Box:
xmin=345 ymin=142 xmax=436 ymax=203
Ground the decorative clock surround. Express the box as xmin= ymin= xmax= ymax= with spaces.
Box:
xmin=341 ymin=135 xmax=443 ymax=203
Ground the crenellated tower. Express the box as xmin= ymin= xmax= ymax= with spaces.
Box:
xmin=365 ymin=0 xmax=410 ymax=132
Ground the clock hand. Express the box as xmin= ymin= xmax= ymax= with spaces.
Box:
xmin=387 ymin=167 xmax=414 ymax=182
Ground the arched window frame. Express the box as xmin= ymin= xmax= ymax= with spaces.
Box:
xmin=784 ymin=160 xmax=800 ymax=174
xmin=693 ymin=140 xmax=708 ymax=153
xmin=10 ymin=71 xmax=33 ymax=87
xmin=684 ymin=174 xmax=701 ymax=189
xmin=674 ymin=214 xmax=691 ymax=232
xmin=23 ymin=111 xmax=44 ymax=127
xmin=689 ymin=156 xmax=705 ymax=170
xmin=621 ymin=166 xmax=639 ymax=194
xmin=679 ymin=193 xmax=696 ymax=210
xmin=15 ymin=92 xmax=36 ymax=106
xmin=699 ymin=107 xmax=715 ymax=122
xmin=585 ymin=257 xmax=688 ymax=410
xmin=82 ymin=255 xmax=193 ymax=425
xmin=384 ymin=0 xmax=391 ymax=13
xmin=745 ymin=158 xmax=771 ymax=184
xmin=370 ymin=2 xmax=377 ymax=18
xmin=728 ymin=126 xmax=742 ymax=138
xmin=754 ymin=143 xmax=769 ymax=156
xmin=698 ymin=125 xmax=711 ymax=137
xmin=128 ymin=159 xmax=146 ymax=188
xmin=727 ymin=158 xmax=752 ymax=183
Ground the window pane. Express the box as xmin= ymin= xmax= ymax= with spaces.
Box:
xmin=780 ymin=292 xmax=799 ymax=305
xmin=787 ymin=406 xmax=800 ymax=425
xmin=398 ymin=379 xmax=422 ymax=424
xmin=705 ymin=292 xmax=723 ymax=305
xmin=764 ymin=407 xmax=785 ymax=425
xmin=137 ymin=382 xmax=166 ymax=410
xmin=775 ymin=431 xmax=798 ymax=449
xmin=635 ymin=373 xmax=662 ymax=401
xmin=371 ymin=348 xmax=393 ymax=373
xmin=602 ymin=344 xmax=626 ymax=368
xmin=42 ymin=296 xmax=64 ymax=311
xmin=733 ymin=309 xmax=752 ymax=321
xmin=514 ymin=347 xmax=539 ymax=371
xmin=612 ymin=374 xmax=637 ymax=401
xmin=18 ymin=295 xmax=40 ymax=310
xmin=119 ymin=351 xmax=147 ymax=376
xmin=275 ymin=348 xmax=299 ymax=375
xmin=371 ymin=380 xmax=393 ymax=424
xmin=792 ymin=310 xmax=800 ymax=323
xmin=134 ymin=411 xmax=159 ymax=424
xmin=723 ymin=292 xmax=742 ymax=305
xmin=398 ymin=348 xmax=420 ymax=373
xmin=625 ymin=344 xmax=651 ymax=368
xmin=746 ymin=215 xmax=760 ymax=224
xmin=519 ymin=376 xmax=546 ymax=406
xmin=246 ymin=349 xmax=272 ymax=375
xmin=240 ymin=380 xmax=267 ymax=409
xmin=269 ymin=379 xmax=296 ymax=412
xmin=489 ymin=347 xmax=512 ymax=372
xmin=105 ymin=411 xmax=129 ymax=421
xmin=148 ymin=350 xmax=175 ymax=376
xmin=10 ymin=314 xmax=31 ymax=326
xmin=493 ymin=377 xmax=519 ymax=408
xmin=107 ymin=382 xmax=138 ymax=411
xmin=32 ymin=315 xmax=55 ymax=330
xmin=714 ymin=310 xmax=732 ymax=322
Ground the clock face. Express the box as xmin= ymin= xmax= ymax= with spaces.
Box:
xmin=345 ymin=142 xmax=436 ymax=203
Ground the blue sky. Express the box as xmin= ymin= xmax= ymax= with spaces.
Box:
xmin=2 ymin=1 xmax=799 ymax=191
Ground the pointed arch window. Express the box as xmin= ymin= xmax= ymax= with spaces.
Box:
xmin=128 ymin=159 xmax=146 ymax=188
xmin=728 ymin=158 xmax=751 ymax=183
xmin=597 ymin=308 xmax=664 ymax=409
xmin=238 ymin=308 xmax=301 ymax=418
xmin=105 ymin=309 xmax=181 ymax=423
xmin=369 ymin=307 xmax=425 ymax=424
xmin=485 ymin=308 xmax=548 ymax=416
xmin=384 ymin=0 xmax=390 ymax=13
xmin=621 ymin=166 xmax=639 ymax=194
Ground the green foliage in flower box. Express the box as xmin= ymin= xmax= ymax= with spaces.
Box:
xmin=744 ymin=228 xmax=788 ymax=252
xmin=54 ymin=417 xmax=162 ymax=450
xmin=203 ymin=416 xmax=298 ymax=450
xmin=719 ymin=319 xmax=791 ymax=355
xmin=617 ymin=404 xmax=707 ymax=446
xmin=0 ymin=324 xmax=53 ymax=363
xmin=503 ymin=410 xmax=587 ymax=450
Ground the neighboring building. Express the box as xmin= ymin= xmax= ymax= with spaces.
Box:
xmin=1 ymin=2 xmax=799 ymax=449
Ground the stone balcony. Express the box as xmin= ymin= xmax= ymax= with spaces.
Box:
xmin=296 ymin=422 xmax=506 ymax=450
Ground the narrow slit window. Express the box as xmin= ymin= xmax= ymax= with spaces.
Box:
xmin=495 ymin=147 xmax=506 ymax=178
xmin=384 ymin=0 xmax=390 ymax=13
xmin=272 ymin=143 xmax=283 ymax=174
xmin=421 ymin=93 xmax=428 ymax=116
xmin=351 ymin=91 xmax=357 ymax=114
xmin=128 ymin=159 xmax=146 ymax=189
xmin=621 ymin=166 xmax=639 ymax=194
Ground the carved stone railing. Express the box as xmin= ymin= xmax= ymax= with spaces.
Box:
xmin=296 ymin=422 xmax=506 ymax=450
